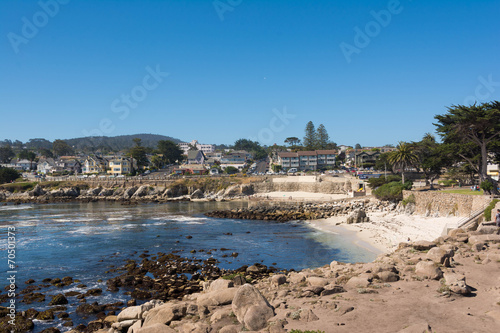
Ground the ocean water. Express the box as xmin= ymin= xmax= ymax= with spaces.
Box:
xmin=0 ymin=201 xmax=377 ymax=331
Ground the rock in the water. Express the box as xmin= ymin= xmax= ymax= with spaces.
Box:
xmin=49 ymin=294 xmax=68 ymax=306
xmin=232 ymin=284 xmax=275 ymax=331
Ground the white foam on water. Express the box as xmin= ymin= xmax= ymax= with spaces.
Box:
xmin=0 ymin=205 xmax=33 ymax=211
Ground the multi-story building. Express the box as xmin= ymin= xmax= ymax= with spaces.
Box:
xmin=277 ymin=150 xmax=336 ymax=171
xmin=179 ymin=140 xmax=215 ymax=155
xmin=107 ymin=157 xmax=132 ymax=175
xmin=186 ymin=150 xmax=206 ymax=164
xmin=82 ymin=156 xmax=108 ymax=174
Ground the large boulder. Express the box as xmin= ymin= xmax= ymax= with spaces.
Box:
xmin=443 ymin=272 xmax=471 ymax=295
xmin=190 ymin=189 xmax=205 ymax=199
xmin=136 ymin=323 xmax=176 ymax=333
xmin=307 ymin=276 xmax=328 ymax=288
xmin=48 ymin=294 xmax=68 ymax=305
xmin=64 ymin=187 xmax=80 ymax=197
xmin=412 ymin=240 xmax=436 ymax=251
xmin=99 ymin=188 xmax=114 ymax=197
xmin=271 ymin=274 xmax=287 ymax=287
xmin=224 ymin=185 xmax=241 ymax=197
xmin=197 ymin=289 xmax=238 ymax=307
xmin=132 ymin=185 xmax=150 ymax=198
xmin=468 ymin=234 xmax=500 ymax=245
xmin=208 ymin=279 xmax=234 ymax=292
xmin=231 ymin=284 xmax=275 ymax=331
xmin=346 ymin=209 xmax=368 ymax=224
xmin=88 ymin=187 xmax=102 ymax=196
xmin=426 ymin=247 xmax=453 ymax=265
xmin=240 ymin=184 xmax=254 ymax=195
xmin=123 ymin=187 xmax=138 ymax=200
xmin=28 ymin=184 xmax=45 ymax=197
xmin=344 ymin=276 xmax=371 ymax=289
xmin=142 ymin=303 xmax=187 ymax=327
xmin=415 ymin=261 xmax=443 ymax=280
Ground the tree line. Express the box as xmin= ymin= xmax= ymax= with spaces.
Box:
xmin=373 ymin=101 xmax=500 ymax=196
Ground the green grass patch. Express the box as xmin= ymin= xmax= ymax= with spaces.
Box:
xmin=484 ymin=199 xmax=499 ymax=221
xmin=441 ymin=189 xmax=484 ymax=195
xmin=0 ymin=181 xmax=37 ymax=193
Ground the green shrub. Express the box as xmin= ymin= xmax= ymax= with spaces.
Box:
xmin=0 ymin=167 xmax=21 ymax=184
xmin=484 ymin=199 xmax=499 ymax=221
xmin=367 ymin=175 xmax=401 ymax=188
xmin=401 ymin=193 xmax=416 ymax=207
xmin=480 ymin=180 xmax=494 ymax=193
xmin=0 ymin=181 xmax=37 ymax=193
xmin=372 ymin=181 xmax=413 ymax=202
xmin=439 ymin=179 xmax=456 ymax=186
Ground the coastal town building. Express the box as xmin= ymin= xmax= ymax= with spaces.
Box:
xmin=178 ymin=140 xmax=215 ymax=155
xmin=82 ymin=156 xmax=108 ymax=174
xmin=107 ymin=157 xmax=132 ymax=175
xmin=220 ymin=151 xmax=251 ymax=171
xmin=277 ymin=150 xmax=337 ymax=171
xmin=487 ymin=162 xmax=499 ymax=181
xmin=186 ymin=150 xmax=207 ymax=164
xmin=173 ymin=164 xmax=207 ymax=175
xmin=354 ymin=150 xmax=381 ymax=168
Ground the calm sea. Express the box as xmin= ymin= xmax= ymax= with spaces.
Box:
xmin=0 ymin=201 xmax=376 ymax=331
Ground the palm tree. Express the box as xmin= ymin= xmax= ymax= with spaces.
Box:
xmin=388 ymin=141 xmax=418 ymax=184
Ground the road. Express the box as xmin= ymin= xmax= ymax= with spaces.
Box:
xmin=255 ymin=158 xmax=269 ymax=174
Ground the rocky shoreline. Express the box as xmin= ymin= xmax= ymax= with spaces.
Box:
xmin=10 ymin=222 xmax=497 ymax=333
xmin=0 ymin=249 xmax=287 ymax=333
xmin=0 ymin=183 xmax=256 ymax=205
xmin=205 ymin=200 xmax=405 ymax=223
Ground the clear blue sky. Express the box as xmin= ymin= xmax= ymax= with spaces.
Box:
xmin=1 ymin=0 xmax=499 ymax=147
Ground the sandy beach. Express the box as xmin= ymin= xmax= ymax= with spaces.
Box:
xmin=308 ymin=211 xmax=463 ymax=253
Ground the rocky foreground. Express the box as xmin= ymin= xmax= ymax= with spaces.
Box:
xmin=8 ymin=222 xmax=495 ymax=333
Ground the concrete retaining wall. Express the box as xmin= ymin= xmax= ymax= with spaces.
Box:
xmin=403 ymin=190 xmax=492 ymax=217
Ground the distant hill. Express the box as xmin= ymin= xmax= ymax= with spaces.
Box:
xmin=64 ymin=134 xmax=182 ymax=151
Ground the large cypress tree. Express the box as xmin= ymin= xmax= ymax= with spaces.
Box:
xmin=316 ymin=124 xmax=330 ymax=149
xmin=303 ymin=121 xmax=317 ymax=150
xmin=434 ymin=101 xmax=500 ymax=194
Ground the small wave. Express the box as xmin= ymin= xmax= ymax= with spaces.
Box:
xmin=0 ymin=205 xmax=33 ymax=211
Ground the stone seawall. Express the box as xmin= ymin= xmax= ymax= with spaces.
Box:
xmin=253 ymin=180 xmax=353 ymax=194
xmin=403 ymin=190 xmax=492 ymax=217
